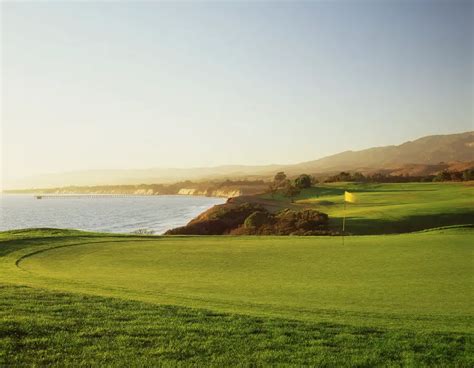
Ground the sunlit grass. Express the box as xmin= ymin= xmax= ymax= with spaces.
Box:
xmin=264 ymin=182 xmax=474 ymax=234
xmin=1 ymin=182 xmax=473 ymax=365
xmin=2 ymin=228 xmax=473 ymax=332
xmin=3 ymin=284 xmax=472 ymax=367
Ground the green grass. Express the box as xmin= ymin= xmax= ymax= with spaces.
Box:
xmin=1 ymin=183 xmax=473 ymax=365
xmin=1 ymin=285 xmax=472 ymax=367
xmin=1 ymin=226 xmax=473 ymax=365
xmin=262 ymin=182 xmax=474 ymax=234
xmin=6 ymin=230 xmax=473 ymax=331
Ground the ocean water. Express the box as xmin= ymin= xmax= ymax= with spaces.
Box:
xmin=0 ymin=195 xmax=226 ymax=234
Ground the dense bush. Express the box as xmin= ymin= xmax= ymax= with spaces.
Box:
xmin=166 ymin=203 xmax=265 ymax=235
xmin=167 ymin=202 xmax=330 ymax=236
xmin=463 ymin=169 xmax=474 ymax=181
xmin=274 ymin=172 xmax=287 ymax=183
xmin=244 ymin=211 xmax=273 ymax=229
xmin=294 ymin=174 xmax=312 ymax=189
xmin=273 ymin=209 xmax=329 ymax=235
xmin=283 ymin=182 xmax=301 ymax=201
xmin=324 ymin=169 xmax=474 ymax=183
xmin=433 ymin=169 xmax=473 ymax=182
xmin=234 ymin=208 xmax=329 ymax=236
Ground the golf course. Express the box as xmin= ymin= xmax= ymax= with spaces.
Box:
xmin=1 ymin=182 xmax=473 ymax=366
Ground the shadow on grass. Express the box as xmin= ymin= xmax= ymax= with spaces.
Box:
xmin=296 ymin=187 xmax=345 ymax=200
xmin=1 ymin=285 xmax=472 ymax=367
xmin=330 ymin=212 xmax=474 ymax=235
xmin=0 ymin=231 xmax=161 ymax=257
xmin=296 ymin=186 xmax=438 ymax=202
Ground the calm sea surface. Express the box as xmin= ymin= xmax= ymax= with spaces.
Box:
xmin=0 ymin=195 xmax=226 ymax=234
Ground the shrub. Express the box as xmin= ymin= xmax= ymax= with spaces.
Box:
xmin=274 ymin=171 xmax=287 ymax=183
xmin=244 ymin=211 xmax=272 ymax=229
xmin=463 ymin=169 xmax=474 ymax=181
xmin=167 ymin=202 xmax=329 ymax=236
xmin=273 ymin=209 xmax=328 ymax=235
xmin=295 ymin=174 xmax=312 ymax=189
xmin=283 ymin=183 xmax=300 ymax=201
xmin=433 ymin=170 xmax=452 ymax=182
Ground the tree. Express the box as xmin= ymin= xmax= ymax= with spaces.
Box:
xmin=283 ymin=182 xmax=300 ymax=202
xmin=325 ymin=171 xmax=353 ymax=182
xmin=338 ymin=172 xmax=352 ymax=182
xmin=267 ymin=182 xmax=278 ymax=198
xmin=433 ymin=170 xmax=451 ymax=182
xmin=353 ymin=172 xmax=365 ymax=182
xmin=451 ymin=171 xmax=463 ymax=181
xmin=462 ymin=169 xmax=474 ymax=181
xmin=274 ymin=171 xmax=287 ymax=184
xmin=294 ymin=174 xmax=312 ymax=189
xmin=244 ymin=211 xmax=272 ymax=229
xmin=369 ymin=173 xmax=388 ymax=183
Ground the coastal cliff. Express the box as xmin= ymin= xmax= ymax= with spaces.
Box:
xmin=165 ymin=200 xmax=331 ymax=236
xmin=178 ymin=188 xmax=242 ymax=198
xmin=4 ymin=180 xmax=268 ymax=199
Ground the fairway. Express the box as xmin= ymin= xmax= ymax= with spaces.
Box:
xmin=263 ymin=182 xmax=474 ymax=234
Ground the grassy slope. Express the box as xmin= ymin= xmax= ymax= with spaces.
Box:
xmin=262 ymin=182 xmax=474 ymax=234
xmin=1 ymin=227 xmax=473 ymax=366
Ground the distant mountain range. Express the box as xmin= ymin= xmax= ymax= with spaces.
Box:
xmin=6 ymin=131 xmax=474 ymax=189
xmin=286 ymin=131 xmax=474 ymax=175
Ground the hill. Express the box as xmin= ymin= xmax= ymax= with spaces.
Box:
xmin=5 ymin=131 xmax=473 ymax=189
xmin=287 ymin=131 xmax=474 ymax=175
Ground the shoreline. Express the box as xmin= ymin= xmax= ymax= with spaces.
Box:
xmin=0 ymin=195 xmax=227 ymax=234
xmin=1 ymin=192 xmax=232 ymax=200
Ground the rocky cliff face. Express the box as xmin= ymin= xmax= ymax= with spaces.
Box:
xmin=177 ymin=188 xmax=242 ymax=198
xmin=7 ymin=185 xmax=264 ymax=199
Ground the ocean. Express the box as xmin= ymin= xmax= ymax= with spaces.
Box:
xmin=0 ymin=194 xmax=226 ymax=234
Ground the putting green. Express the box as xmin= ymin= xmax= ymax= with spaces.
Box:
xmin=12 ymin=228 xmax=473 ymax=331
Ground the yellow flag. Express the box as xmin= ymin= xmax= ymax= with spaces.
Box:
xmin=344 ymin=191 xmax=356 ymax=203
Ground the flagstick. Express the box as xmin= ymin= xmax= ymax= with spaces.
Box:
xmin=342 ymin=201 xmax=346 ymax=245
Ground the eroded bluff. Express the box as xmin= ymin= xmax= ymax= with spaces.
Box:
xmin=165 ymin=202 xmax=330 ymax=235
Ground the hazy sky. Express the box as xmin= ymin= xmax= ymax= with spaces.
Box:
xmin=2 ymin=0 xmax=473 ymax=186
